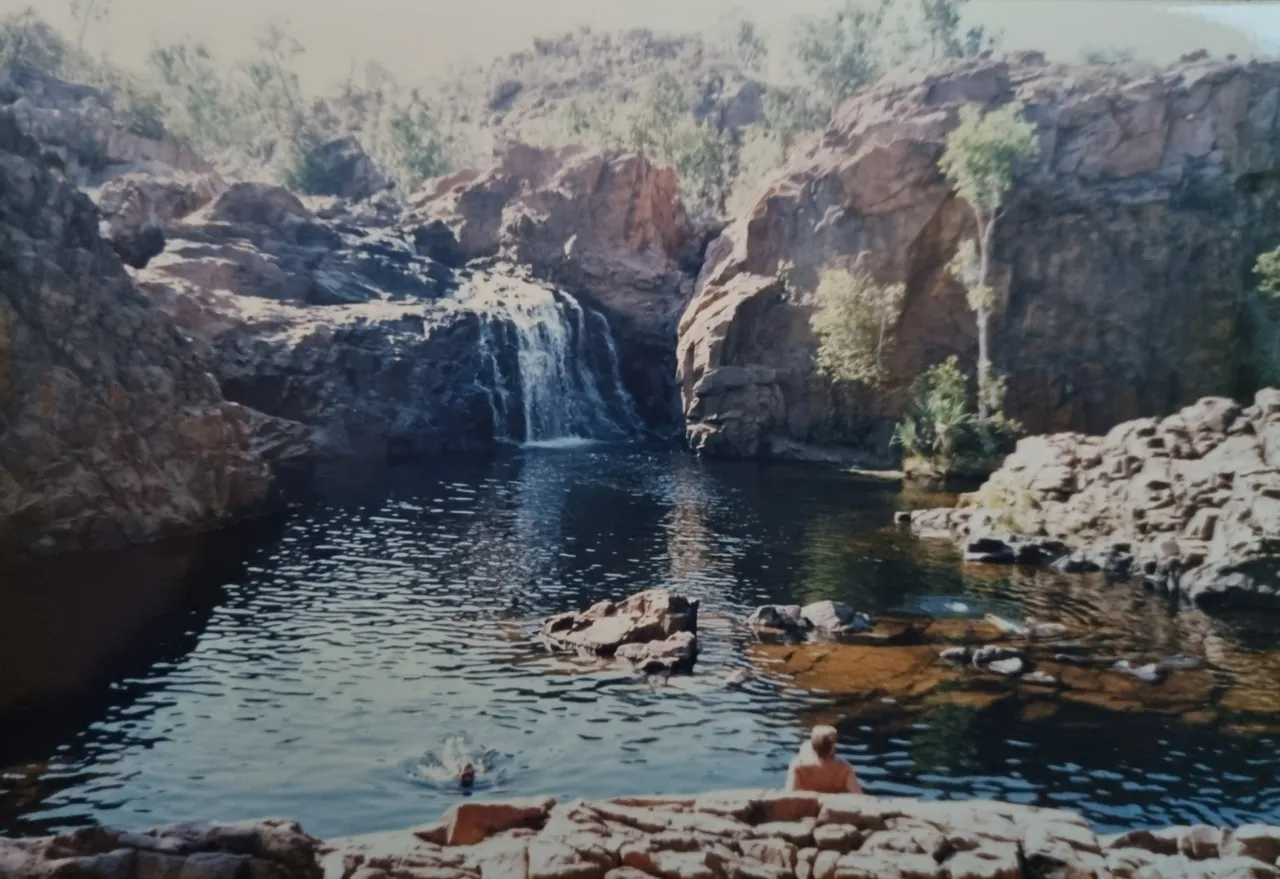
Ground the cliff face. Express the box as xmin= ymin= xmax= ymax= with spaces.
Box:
xmin=0 ymin=116 xmax=303 ymax=555
xmin=678 ymin=52 xmax=1280 ymax=460
xmin=408 ymin=143 xmax=713 ymax=429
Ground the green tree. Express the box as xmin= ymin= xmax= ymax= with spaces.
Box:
xmin=148 ymin=40 xmax=242 ymax=150
xmin=628 ymin=71 xmax=688 ymax=158
xmin=919 ymin=0 xmax=993 ymax=60
xmin=892 ymin=356 xmax=973 ymax=467
xmin=68 ymin=0 xmax=110 ymax=53
xmin=1081 ymin=46 xmax=1137 ymax=65
xmin=1249 ymin=246 xmax=1280 ymax=384
xmin=386 ymin=95 xmax=456 ymax=187
xmin=792 ymin=0 xmax=894 ymax=115
xmin=0 ymin=7 xmax=71 ymax=75
xmin=672 ymin=121 xmax=730 ymax=216
xmin=938 ymin=101 xmax=1039 ymax=421
xmin=810 ymin=257 xmax=906 ymax=388
xmin=734 ymin=19 xmax=769 ymax=74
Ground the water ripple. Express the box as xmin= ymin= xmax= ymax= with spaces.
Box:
xmin=1 ymin=448 xmax=1278 ymax=838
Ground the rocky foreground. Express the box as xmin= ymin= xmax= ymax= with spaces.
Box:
xmin=3 ymin=793 xmax=1280 ymax=879
xmin=905 ymin=392 xmax=1280 ymax=614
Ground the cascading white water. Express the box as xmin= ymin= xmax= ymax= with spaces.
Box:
xmin=466 ymin=275 xmax=644 ymax=446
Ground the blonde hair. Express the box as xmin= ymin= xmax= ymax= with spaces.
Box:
xmin=810 ymin=725 xmax=839 ymax=759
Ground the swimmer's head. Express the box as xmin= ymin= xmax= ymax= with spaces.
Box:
xmin=459 ymin=762 xmax=476 ymax=787
xmin=810 ymin=725 xmax=839 ymax=760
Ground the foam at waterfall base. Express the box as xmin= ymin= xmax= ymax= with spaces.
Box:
xmin=521 ymin=437 xmax=605 ymax=450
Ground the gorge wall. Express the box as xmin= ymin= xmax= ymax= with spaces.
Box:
xmin=0 ymin=114 xmax=306 ymax=555
xmin=678 ymin=52 xmax=1280 ymax=460
xmin=6 ymin=49 xmax=1280 ymax=552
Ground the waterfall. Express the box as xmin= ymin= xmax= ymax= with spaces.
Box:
xmin=467 ymin=276 xmax=644 ymax=446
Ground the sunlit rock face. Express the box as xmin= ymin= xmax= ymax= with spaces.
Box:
xmin=908 ymin=391 xmax=1280 ymax=614
xmin=679 ymin=52 xmax=1280 ymax=460
xmin=5 ymin=793 xmax=1276 ymax=879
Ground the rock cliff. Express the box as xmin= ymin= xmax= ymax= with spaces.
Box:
xmin=907 ymin=390 xmax=1280 ymax=612
xmin=0 ymin=114 xmax=304 ymax=555
xmin=678 ymin=52 xmax=1280 ymax=459
xmin=407 ymin=143 xmax=712 ymax=429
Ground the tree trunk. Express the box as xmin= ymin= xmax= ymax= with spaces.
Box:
xmin=976 ymin=209 xmax=997 ymax=422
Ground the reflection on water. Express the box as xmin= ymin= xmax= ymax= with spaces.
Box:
xmin=0 ymin=446 xmax=1278 ymax=838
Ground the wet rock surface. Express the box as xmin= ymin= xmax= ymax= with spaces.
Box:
xmin=541 ymin=589 xmax=701 ymax=672
xmin=323 ymin=794 xmax=1280 ymax=879
xmin=905 ymin=393 xmax=1280 ymax=613
xmin=679 ymin=53 xmax=1280 ymax=460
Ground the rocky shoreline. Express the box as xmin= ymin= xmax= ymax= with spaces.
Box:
xmin=3 ymin=793 xmax=1279 ymax=879
xmin=902 ymin=392 xmax=1280 ymax=615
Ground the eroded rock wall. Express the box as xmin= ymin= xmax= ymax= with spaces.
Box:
xmin=408 ymin=143 xmax=715 ymax=430
xmin=0 ymin=114 xmax=304 ymax=555
xmin=679 ymin=52 xmax=1280 ymax=459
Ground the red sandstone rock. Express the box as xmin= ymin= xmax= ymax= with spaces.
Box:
xmin=445 ymin=797 xmax=556 ymax=846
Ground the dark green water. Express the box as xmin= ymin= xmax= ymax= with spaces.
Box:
xmin=1 ymin=446 xmax=1277 ymax=838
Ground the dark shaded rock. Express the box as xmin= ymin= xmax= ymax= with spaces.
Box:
xmin=294 ymin=137 xmax=388 ymax=201
xmin=109 ymin=224 xmax=165 ymax=268
xmin=412 ymin=219 xmax=466 ymax=268
xmin=964 ymin=538 xmax=1016 ymax=564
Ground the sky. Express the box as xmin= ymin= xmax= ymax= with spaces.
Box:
xmin=3 ymin=0 xmax=1278 ymax=92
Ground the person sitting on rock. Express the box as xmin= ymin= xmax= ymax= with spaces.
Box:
xmin=785 ymin=725 xmax=861 ymax=794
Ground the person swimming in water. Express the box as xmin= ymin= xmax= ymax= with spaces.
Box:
xmin=413 ymin=736 xmax=503 ymax=791
xmin=785 ymin=725 xmax=861 ymax=794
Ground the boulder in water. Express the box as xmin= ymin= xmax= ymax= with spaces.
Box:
xmin=747 ymin=601 xmax=872 ymax=638
xmin=987 ymin=657 xmax=1026 ymax=676
xmin=802 ymin=601 xmax=873 ymax=635
xmin=540 ymin=589 xmax=699 ymax=668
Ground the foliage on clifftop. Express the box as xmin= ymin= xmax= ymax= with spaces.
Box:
xmin=0 ymin=0 xmax=997 ymax=215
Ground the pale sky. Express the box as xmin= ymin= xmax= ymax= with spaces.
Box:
xmin=5 ymin=0 xmax=1276 ymax=92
